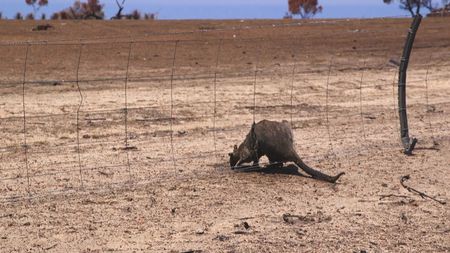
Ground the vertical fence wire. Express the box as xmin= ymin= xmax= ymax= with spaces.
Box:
xmin=424 ymin=55 xmax=437 ymax=147
xmin=358 ymin=59 xmax=368 ymax=147
xmin=212 ymin=39 xmax=223 ymax=164
xmin=289 ymin=62 xmax=297 ymax=128
xmin=169 ymin=41 xmax=179 ymax=171
xmin=325 ymin=55 xmax=337 ymax=164
xmin=75 ymin=44 xmax=84 ymax=188
xmin=252 ymin=48 xmax=261 ymax=124
xmin=21 ymin=43 xmax=31 ymax=194
xmin=124 ymin=42 xmax=133 ymax=180
xmin=391 ymin=67 xmax=402 ymax=147
xmin=289 ymin=41 xmax=301 ymax=129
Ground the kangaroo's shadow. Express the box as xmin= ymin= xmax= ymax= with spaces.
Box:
xmin=239 ymin=164 xmax=310 ymax=178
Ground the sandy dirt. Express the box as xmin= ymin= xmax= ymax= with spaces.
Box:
xmin=0 ymin=18 xmax=450 ymax=252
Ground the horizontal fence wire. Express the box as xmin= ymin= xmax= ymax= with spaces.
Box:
xmin=0 ymin=17 xmax=419 ymax=47
xmin=1 ymin=106 xmax=430 ymax=154
xmin=0 ymin=67 xmax=447 ymax=93
xmin=1 ymin=138 xmax=408 ymax=188
xmin=0 ymin=139 xmax=410 ymax=204
xmin=0 ymin=31 xmax=448 ymax=204
xmin=1 ymin=88 xmax=447 ymax=123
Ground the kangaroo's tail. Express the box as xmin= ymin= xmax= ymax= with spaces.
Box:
xmin=294 ymin=157 xmax=345 ymax=183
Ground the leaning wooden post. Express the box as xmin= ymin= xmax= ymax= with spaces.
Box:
xmin=398 ymin=14 xmax=422 ymax=155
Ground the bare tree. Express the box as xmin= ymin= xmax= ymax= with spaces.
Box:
xmin=25 ymin=0 xmax=48 ymax=15
xmin=50 ymin=12 xmax=59 ymax=20
xmin=52 ymin=0 xmax=104 ymax=20
xmin=288 ymin=0 xmax=323 ymax=19
xmin=112 ymin=0 xmax=126 ymax=19
xmin=111 ymin=0 xmax=156 ymax=20
xmin=129 ymin=10 xmax=141 ymax=20
xmin=383 ymin=0 xmax=442 ymax=16
xmin=25 ymin=13 xmax=35 ymax=20
xmin=15 ymin=12 xmax=24 ymax=20
xmin=144 ymin=13 xmax=157 ymax=20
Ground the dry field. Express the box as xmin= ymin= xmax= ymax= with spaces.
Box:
xmin=0 ymin=18 xmax=450 ymax=252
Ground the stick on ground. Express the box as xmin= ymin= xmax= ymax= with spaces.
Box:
xmin=400 ymin=175 xmax=446 ymax=205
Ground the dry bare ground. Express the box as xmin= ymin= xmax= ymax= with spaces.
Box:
xmin=0 ymin=18 xmax=449 ymax=252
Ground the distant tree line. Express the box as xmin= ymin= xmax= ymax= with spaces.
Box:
xmin=286 ymin=0 xmax=323 ymax=19
xmin=0 ymin=0 xmax=448 ymax=20
xmin=0 ymin=0 xmax=157 ymax=20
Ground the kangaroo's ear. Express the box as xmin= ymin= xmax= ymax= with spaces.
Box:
xmin=228 ymin=153 xmax=233 ymax=157
xmin=233 ymin=145 xmax=237 ymax=151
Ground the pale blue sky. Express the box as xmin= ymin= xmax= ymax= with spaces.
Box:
xmin=0 ymin=0 xmax=429 ymax=19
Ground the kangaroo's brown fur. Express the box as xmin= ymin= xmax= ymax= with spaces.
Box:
xmin=229 ymin=120 xmax=345 ymax=183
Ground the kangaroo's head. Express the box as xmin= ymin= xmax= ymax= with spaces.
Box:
xmin=229 ymin=123 xmax=258 ymax=169
xmin=228 ymin=143 xmax=256 ymax=168
xmin=228 ymin=144 xmax=241 ymax=168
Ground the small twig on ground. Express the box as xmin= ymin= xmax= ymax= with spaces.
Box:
xmin=233 ymin=230 xmax=250 ymax=235
xmin=119 ymin=146 xmax=138 ymax=151
xmin=400 ymin=175 xmax=446 ymax=205
xmin=44 ymin=244 xmax=58 ymax=250
xmin=238 ymin=216 xmax=256 ymax=220
xmin=379 ymin=194 xmax=411 ymax=201
xmin=98 ymin=171 xmax=113 ymax=177
xmin=282 ymin=213 xmax=315 ymax=224
xmin=283 ymin=213 xmax=302 ymax=222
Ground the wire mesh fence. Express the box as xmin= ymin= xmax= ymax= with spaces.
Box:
xmin=0 ymin=30 xmax=449 ymax=203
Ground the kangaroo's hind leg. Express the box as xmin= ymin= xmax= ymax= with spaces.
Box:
xmin=267 ymin=154 xmax=283 ymax=169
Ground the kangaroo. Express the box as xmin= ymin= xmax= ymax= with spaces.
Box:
xmin=229 ymin=120 xmax=345 ymax=183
